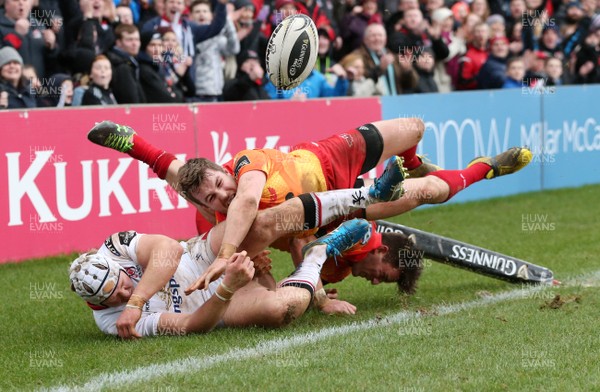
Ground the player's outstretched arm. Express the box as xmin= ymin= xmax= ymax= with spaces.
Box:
xmin=185 ymin=171 xmax=266 ymax=293
xmin=116 ymin=235 xmax=183 ymax=339
xmin=157 ymin=252 xmax=255 ymax=335
xmin=215 ymin=170 xmax=266 ymax=260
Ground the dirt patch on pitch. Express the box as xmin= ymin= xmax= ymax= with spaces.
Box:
xmin=539 ymin=294 xmax=581 ymax=310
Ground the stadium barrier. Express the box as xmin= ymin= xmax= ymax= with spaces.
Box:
xmin=380 ymin=85 xmax=600 ymax=204
xmin=3 ymin=86 xmax=599 ymax=263
xmin=1 ymin=98 xmax=380 ymax=263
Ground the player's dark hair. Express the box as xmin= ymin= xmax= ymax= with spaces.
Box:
xmin=381 ymin=232 xmax=423 ymax=295
xmin=177 ymin=158 xmax=226 ymax=205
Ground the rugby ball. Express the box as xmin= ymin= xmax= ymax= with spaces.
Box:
xmin=265 ymin=14 xmax=318 ymax=90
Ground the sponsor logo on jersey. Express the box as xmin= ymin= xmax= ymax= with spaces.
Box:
xmin=352 ymin=190 xmax=365 ymax=205
xmin=118 ymin=231 xmax=137 ymax=246
xmin=104 ymin=236 xmax=121 ymax=256
xmin=234 ymin=155 xmax=251 ymax=178
xmin=339 ymin=133 xmax=354 ymax=147
xmin=169 ymin=277 xmax=183 ymax=313
xmin=124 ymin=266 xmax=142 ymax=280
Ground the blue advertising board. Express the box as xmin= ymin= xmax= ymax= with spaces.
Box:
xmin=381 ymin=86 xmax=600 ymax=204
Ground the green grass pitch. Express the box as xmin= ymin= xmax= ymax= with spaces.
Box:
xmin=1 ymin=184 xmax=599 ymax=391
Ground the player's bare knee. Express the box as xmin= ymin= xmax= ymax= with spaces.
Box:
xmin=406 ymin=117 xmax=424 ymax=143
xmin=265 ymin=290 xmax=310 ymax=327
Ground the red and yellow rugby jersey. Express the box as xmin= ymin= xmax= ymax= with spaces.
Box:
xmin=222 ymin=148 xmax=328 ymax=210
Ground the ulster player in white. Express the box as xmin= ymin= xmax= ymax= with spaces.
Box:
xmin=70 ymin=229 xmax=328 ymax=339
xmin=69 ymin=183 xmax=393 ymax=339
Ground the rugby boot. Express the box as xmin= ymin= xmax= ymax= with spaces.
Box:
xmin=407 ymin=155 xmax=442 ymax=178
xmin=368 ymin=156 xmax=408 ymax=202
xmin=88 ymin=121 xmax=136 ymax=153
xmin=302 ymin=218 xmax=372 ymax=259
xmin=467 ymin=147 xmax=533 ymax=179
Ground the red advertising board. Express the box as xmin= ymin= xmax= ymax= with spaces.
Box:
xmin=1 ymin=105 xmax=198 ymax=263
xmin=1 ymin=98 xmax=381 ymax=263
xmin=195 ymin=98 xmax=382 ymax=164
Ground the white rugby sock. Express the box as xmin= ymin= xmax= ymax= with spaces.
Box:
xmin=299 ymin=187 xmax=374 ymax=229
xmin=278 ymin=245 xmax=327 ymax=296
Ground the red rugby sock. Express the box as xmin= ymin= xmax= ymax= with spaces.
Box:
xmin=426 ymin=163 xmax=491 ymax=201
xmin=398 ymin=146 xmax=421 ymax=170
xmin=128 ymin=135 xmax=176 ymax=180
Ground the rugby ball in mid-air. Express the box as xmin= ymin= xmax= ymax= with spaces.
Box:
xmin=265 ymin=14 xmax=318 ymax=90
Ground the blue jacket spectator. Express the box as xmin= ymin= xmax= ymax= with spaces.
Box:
xmin=477 ymin=36 xmax=510 ymax=90
xmin=265 ymin=69 xmax=349 ymax=99
xmin=502 ymin=57 xmax=525 ymax=89
xmin=502 ymin=78 xmax=522 ymax=88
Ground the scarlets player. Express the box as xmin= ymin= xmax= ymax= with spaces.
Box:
xmin=88 ymin=120 xmax=532 ymax=297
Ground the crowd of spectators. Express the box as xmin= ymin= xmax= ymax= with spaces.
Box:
xmin=0 ymin=0 xmax=598 ymax=109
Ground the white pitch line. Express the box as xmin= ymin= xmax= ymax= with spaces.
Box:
xmin=44 ymin=270 xmax=600 ymax=392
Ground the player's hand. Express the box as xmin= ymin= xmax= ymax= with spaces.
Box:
xmin=222 ymin=251 xmax=255 ymax=291
xmin=116 ymin=306 xmax=142 ymax=339
xmin=185 ymin=257 xmax=228 ymax=294
xmin=319 ymin=299 xmax=357 ymax=315
xmin=252 ymin=250 xmax=272 ymax=277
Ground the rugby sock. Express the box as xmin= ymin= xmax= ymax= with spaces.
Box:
xmin=278 ymin=245 xmax=327 ymax=297
xmin=127 ymin=135 xmax=176 ymax=180
xmin=426 ymin=163 xmax=491 ymax=201
xmin=298 ymin=187 xmax=373 ymax=229
xmin=399 ymin=146 xmax=421 ymax=170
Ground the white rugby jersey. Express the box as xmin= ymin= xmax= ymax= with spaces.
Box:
xmin=89 ymin=231 xmax=221 ymax=337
